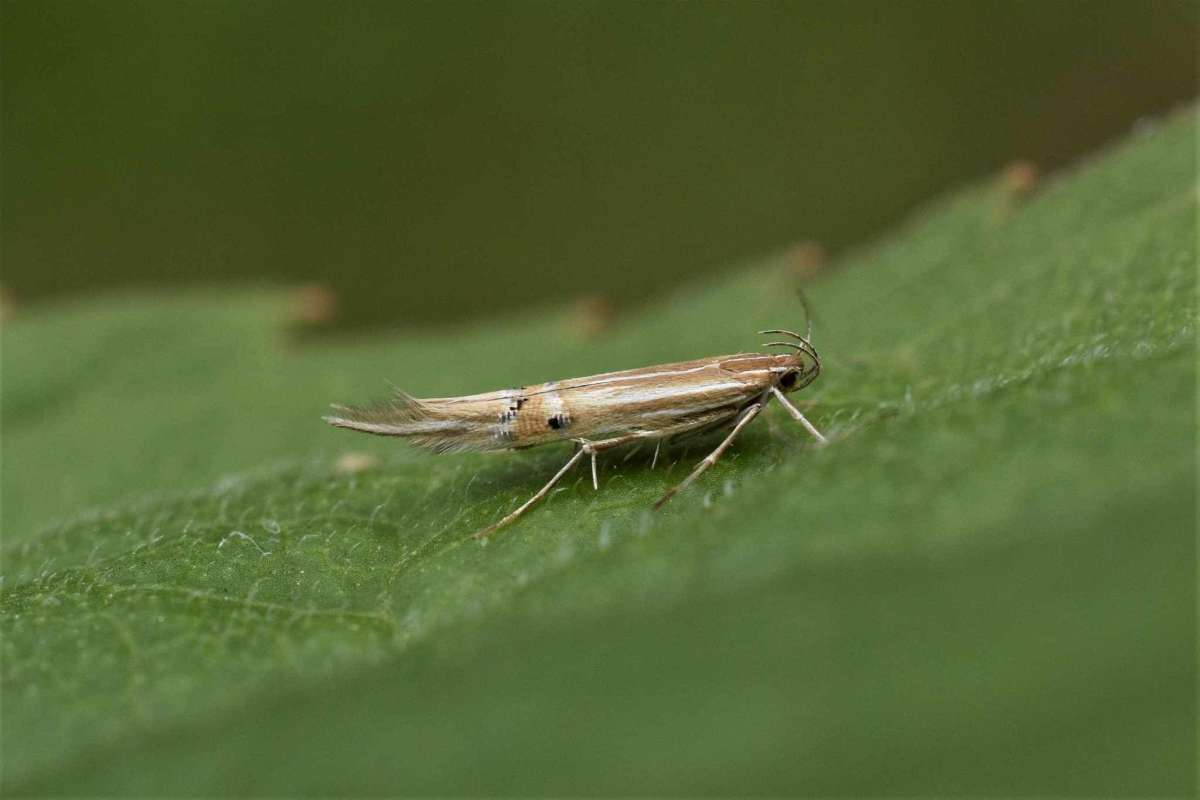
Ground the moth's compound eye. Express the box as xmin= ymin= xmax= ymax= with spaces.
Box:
xmin=779 ymin=370 xmax=799 ymax=390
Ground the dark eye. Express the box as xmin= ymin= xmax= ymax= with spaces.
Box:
xmin=779 ymin=371 xmax=798 ymax=389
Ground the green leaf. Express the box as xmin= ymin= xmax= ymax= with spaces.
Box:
xmin=3 ymin=109 xmax=1195 ymax=795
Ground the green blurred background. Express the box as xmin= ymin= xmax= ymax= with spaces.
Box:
xmin=2 ymin=0 xmax=1196 ymax=328
xmin=3 ymin=3 xmax=1197 ymax=794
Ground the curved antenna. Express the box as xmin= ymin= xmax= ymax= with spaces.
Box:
xmin=797 ymin=289 xmax=814 ymax=343
xmin=759 ymin=291 xmax=816 ymax=344
xmin=762 ymin=338 xmax=820 ymax=367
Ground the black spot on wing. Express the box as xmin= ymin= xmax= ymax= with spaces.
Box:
xmin=498 ymin=390 xmax=528 ymax=424
xmin=547 ymin=413 xmax=571 ymax=430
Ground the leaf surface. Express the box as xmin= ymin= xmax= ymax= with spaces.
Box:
xmin=2 ymin=109 xmax=1195 ymax=795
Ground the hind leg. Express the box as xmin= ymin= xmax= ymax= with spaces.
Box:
xmin=473 ymin=433 xmax=647 ymax=539
xmin=473 ymin=447 xmax=587 ymax=539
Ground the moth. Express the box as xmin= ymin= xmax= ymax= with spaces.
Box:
xmin=325 ymin=307 xmax=826 ymax=539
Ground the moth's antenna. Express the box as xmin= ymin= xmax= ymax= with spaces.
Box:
xmin=797 ymin=289 xmax=814 ymax=343
xmin=759 ymin=291 xmax=816 ymax=344
xmin=761 ymin=336 xmax=819 ymax=371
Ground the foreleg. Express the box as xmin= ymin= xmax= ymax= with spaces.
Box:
xmin=769 ymin=386 xmax=827 ymax=444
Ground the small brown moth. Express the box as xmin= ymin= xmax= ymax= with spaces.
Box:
xmin=326 ymin=304 xmax=826 ymax=538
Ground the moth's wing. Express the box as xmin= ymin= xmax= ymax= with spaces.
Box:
xmin=325 ymin=390 xmax=514 ymax=453
xmin=524 ymin=354 xmax=761 ymax=398
xmin=325 ymin=353 xmax=773 ymax=453
xmin=663 ymin=412 xmax=740 ymax=443
xmin=324 ymin=391 xmax=427 ymax=434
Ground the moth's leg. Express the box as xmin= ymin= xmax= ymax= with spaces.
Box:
xmin=653 ymin=403 xmax=764 ymax=510
xmin=769 ymin=386 xmax=827 ymax=445
xmin=473 ymin=433 xmax=648 ymax=539
xmin=473 ymin=447 xmax=587 ymax=539
xmin=579 ymin=432 xmax=654 ymax=490
xmin=620 ymin=437 xmax=662 ymax=468
xmin=587 ymin=432 xmax=653 ymax=452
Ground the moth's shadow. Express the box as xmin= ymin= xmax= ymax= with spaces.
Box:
xmin=458 ymin=422 xmax=794 ymax=504
xmin=361 ymin=416 xmax=810 ymax=551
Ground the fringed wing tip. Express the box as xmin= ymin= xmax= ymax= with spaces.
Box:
xmin=322 ymin=392 xmax=431 ymax=437
xmin=323 ymin=391 xmax=501 ymax=453
xmin=324 ymin=402 xmax=361 ymax=425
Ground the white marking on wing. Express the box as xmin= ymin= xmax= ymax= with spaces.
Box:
xmin=542 ymin=383 xmax=566 ymax=428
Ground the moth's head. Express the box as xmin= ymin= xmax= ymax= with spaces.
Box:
xmin=761 ymin=323 xmax=820 ymax=393
xmin=770 ymin=344 xmax=820 ymax=394
xmin=762 ymin=291 xmax=821 ymax=393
